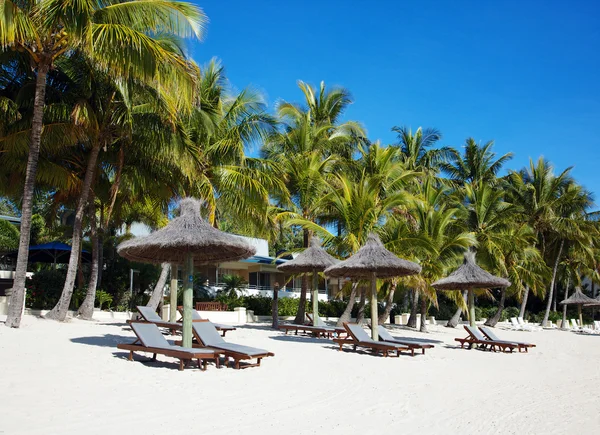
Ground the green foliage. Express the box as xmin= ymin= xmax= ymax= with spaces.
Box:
xmin=29 ymin=214 xmax=47 ymax=245
xmin=0 ymin=219 xmax=19 ymax=252
xmin=25 ymin=270 xmax=66 ymax=310
xmin=71 ymin=288 xmax=86 ymax=309
xmin=474 ymin=306 xmax=522 ymax=321
xmin=219 ymin=274 xmax=248 ymax=298
xmin=95 ymin=290 xmax=113 ymax=310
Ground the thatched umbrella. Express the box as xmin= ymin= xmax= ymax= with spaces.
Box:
xmin=117 ymin=198 xmax=256 ymax=347
xmin=560 ymin=287 xmax=600 ymax=328
xmin=277 ymin=237 xmax=339 ymax=326
xmin=431 ymin=248 xmax=510 ymax=327
xmin=324 ymin=233 xmax=421 ymax=340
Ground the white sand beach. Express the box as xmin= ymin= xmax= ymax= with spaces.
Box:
xmin=1 ymin=317 xmax=599 ymax=435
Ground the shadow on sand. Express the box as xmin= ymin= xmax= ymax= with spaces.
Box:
xmin=269 ymin=334 xmax=331 ymax=345
xmin=71 ymin=334 xmax=132 ymax=348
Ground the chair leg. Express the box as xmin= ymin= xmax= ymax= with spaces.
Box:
xmin=128 ymin=351 xmax=134 ymax=361
xmin=179 ymin=360 xmax=184 ymax=371
xmin=257 ymin=358 xmax=262 ymax=366
xmin=152 ymin=353 xmax=157 ymax=361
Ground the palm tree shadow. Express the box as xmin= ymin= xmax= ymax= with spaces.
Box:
xmin=71 ymin=334 xmax=132 ymax=348
xmin=270 ymin=335 xmax=330 ymax=345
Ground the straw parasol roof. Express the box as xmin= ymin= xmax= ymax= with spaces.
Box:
xmin=277 ymin=237 xmax=339 ymax=273
xmin=117 ymin=198 xmax=256 ymax=265
xmin=324 ymin=233 xmax=421 ymax=278
xmin=560 ymin=287 xmax=600 ymax=306
xmin=431 ymin=249 xmax=510 ymax=290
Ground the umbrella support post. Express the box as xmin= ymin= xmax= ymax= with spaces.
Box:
xmin=312 ymin=268 xmax=319 ymax=326
xmin=468 ymin=289 xmax=476 ymax=327
xmin=370 ymin=273 xmax=378 ymax=341
xmin=169 ymin=263 xmax=178 ymax=322
xmin=579 ymin=305 xmax=583 ymax=329
xmin=182 ymin=254 xmax=194 ymax=348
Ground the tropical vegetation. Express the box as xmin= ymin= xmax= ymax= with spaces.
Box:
xmin=1 ymin=2 xmax=598 ymax=329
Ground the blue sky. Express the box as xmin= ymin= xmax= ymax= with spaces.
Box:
xmin=189 ymin=0 xmax=600 ymax=198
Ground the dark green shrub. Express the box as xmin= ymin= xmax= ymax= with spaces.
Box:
xmin=503 ymin=306 xmax=520 ymax=321
xmin=0 ymin=219 xmax=19 ymax=253
xmin=25 ymin=269 xmax=66 ymax=309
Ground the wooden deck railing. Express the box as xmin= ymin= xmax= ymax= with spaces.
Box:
xmin=195 ymin=302 xmax=228 ymax=311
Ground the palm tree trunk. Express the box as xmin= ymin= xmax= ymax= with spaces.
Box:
xmin=356 ymin=286 xmax=367 ymax=324
xmin=104 ymin=146 xmax=125 ymax=227
xmin=5 ymin=63 xmax=50 ymax=328
xmin=542 ymin=240 xmax=564 ymax=327
xmin=76 ymin=243 xmax=85 ymax=290
xmin=407 ymin=289 xmax=419 ymax=328
xmin=293 ymin=229 xmax=311 ymax=324
xmin=561 ymin=277 xmax=571 ymax=329
xmin=446 ymin=290 xmax=468 ymax=328
xmin=378 ymin=281 xmax=397 ymax=325
xmin=293 ymin=274 xmax=308 ymax=324
xmin=337 ymin=282 xmax=359 ymax=326
xmin=484 ymin=288 xmax=506 ymax=327
xmin=77 ymin=199 xmax=99 ymax=320
xmin=97 ymin=205 xmax=105 ymax=288
xmin=519 ymin=285 xmax=530 ymax=319
xmin=147 ymin=263 xmax=170 ymax=311
xmin=46 ymin=143 xmax=102 ymax=321
xmin=419 ymin=295 xmax=428 ymax=332
xmin=271 ymin=283 xmax=280 ymax=329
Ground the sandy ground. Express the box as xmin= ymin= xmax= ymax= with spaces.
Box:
xmin=1 ymin=316 xmax=599 ymax=435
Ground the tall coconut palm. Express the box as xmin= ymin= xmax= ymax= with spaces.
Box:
xmin=1 ymin=0 xmax=206 ymax=327
xmin=392 ymin=126 xmax=451 ymax=176
xmin=263 ymin=81 xmax=364 ymax=323
xmin=387 ymin=179 xmax=474 ymax=332
xmin=46 ymin=51 xmax=197 ymax=321
xmin=186 ymin=59 xmax=284 ymax=232
xmin=441 ymin=138 xmax=513 ymax=186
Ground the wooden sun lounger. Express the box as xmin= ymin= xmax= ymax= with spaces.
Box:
xmin=377 ymin=326 xmax=434 ymax=356
xmin=190 ymin=321 xmax=274 ymax=369
xmin=479 ymin=326 xmax=536 ymax=353
xmin=332 ymin=323 xmax=411 ymax=357
xmin=279 ymin=323 xmax=334 ymax=338
xmin=128 ymin=306 xmax=182 ymax=334
xmin=177 ymin=307 xmax=236 ymax=336
xmin=117 ymin=322 xmax=220 ymax=371
xmin=455 ymin=326 xmax=525 ymax=353
xmin=306 ymin=313 xmax=348 ymax=338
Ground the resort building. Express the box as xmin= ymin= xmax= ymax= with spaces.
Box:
xmin=194 ymin=237 xmax=331 ymax=301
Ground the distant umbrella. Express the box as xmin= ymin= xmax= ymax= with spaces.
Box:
xmin=560 ymin=287 xmax=600 ymax=328
xmin=325 ymin=233 xmax=421 ymax=340
xmin=117 ymin=198 xmax=255 ymax=347
xmin=432 ymin=248 xmax=510 ymax=327
xmin=277 ymin=237 xmax=339 ymax=325
xmin=5 ymin=241 xmax=91 ymax=268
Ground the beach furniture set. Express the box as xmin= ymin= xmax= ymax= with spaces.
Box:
xmin=332 ymin=323 xmax=433 ymax=357
xmin=120 ymin=306 xmax=273 ymax=371
xmin=278 ymin=313 xmax=347 ymax=339
xmin=455 ymin=325 xmax=536 ymax=353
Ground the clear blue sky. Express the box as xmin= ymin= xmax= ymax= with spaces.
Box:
xmin=189 ymin=0 xmax=600 ymax=199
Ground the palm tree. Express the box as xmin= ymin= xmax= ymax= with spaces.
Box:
xmin=263 ymin=81 xmax=363 ymax=323
xmin=186 ymin=59 xmax=283 ymax=232
xmin=508 ymin=158 xmax=591 ymax=326
xmin=392 ymin=126 xmax=450 ymax=174
xmin=387 ymin=178 xmax=474 ymax=332
xmin=1 ymin=0 xmax=206 ymax=327
xmin=441 ymin=138 xmax=513 ymax=186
